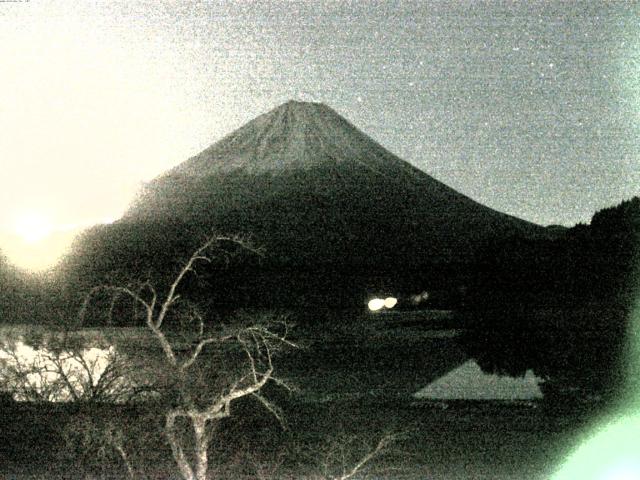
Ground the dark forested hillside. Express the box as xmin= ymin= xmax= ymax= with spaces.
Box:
xmin=461 ymin=197 xmax=640 ymax=401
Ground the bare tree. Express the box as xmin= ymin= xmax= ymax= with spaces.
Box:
xmin=312 ymin=432 xmax=401 ymax=480
xmin=0 ymin=340 xmax=67 ymax=402
xmin=0 ymin=332 xmax=156 ymax=478
xmin=244 ymin=432 xmax=402 ymax=480
xmin=0 ymin=333 xmax=150 ymax=403
xmin=80 ymin=235 xmax=295 ymax=480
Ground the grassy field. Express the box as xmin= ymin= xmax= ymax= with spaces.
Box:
xmin=0 ymin=396 xmax=601 ymax=479
xmin=286 ymin=398 xmax=597 ymax=480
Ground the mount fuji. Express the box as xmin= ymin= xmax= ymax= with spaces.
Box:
xmin=125 ymin=101 xmax=542 ymax=267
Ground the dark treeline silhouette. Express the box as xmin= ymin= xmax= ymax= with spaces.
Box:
xmin=0 ymin=252 xmax=57 ymax=325
xmin=1 ymin=217 xmax=539 ymax=329
xmin=1 ymin=220 xmax=468 ymax=329
xmin=58 ymin=217 xmax=472 ymax=326
xmin=461 ymin=197 xmax=640 ymax=402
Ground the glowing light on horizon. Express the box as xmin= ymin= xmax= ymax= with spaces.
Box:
xmin=13 ymin=212 xmax=53 ymax=244
xmin=1 ymin=212 xmax=123 ymax=272
xmin=0 ymin=2 xmax=208 ymax=274
xmin=368 ymin=297 xmax=398 ymax=312
xmin=1 ymin=212 xmax=65 ymax=271
xmin=384 ymin=297 xmax=398 ymax=309
xmin=368 ymin=298 xmax=385 ymax=312
xmin=0 ymin=235 xmax=71 ymax=273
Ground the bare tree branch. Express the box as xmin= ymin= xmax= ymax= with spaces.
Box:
xmin=165 ymin=411 xmax=196 ymax=480
xmin=75 ymin=234 xmax=292 ymax=480
xmin=180 ymin=337 xmax=223 ymax=371
xmin=155 ymin=237 xmax=219 ymax=330
xmin=251 ymin=392 xmax=286 ymax=429
xmin=333 ymin=434 xmax=397 ymax=480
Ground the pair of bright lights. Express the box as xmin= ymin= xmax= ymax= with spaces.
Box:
xmin=367 ymin=297 xmax=398 ymax=312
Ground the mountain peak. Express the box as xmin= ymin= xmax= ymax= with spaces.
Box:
xmin=167 ymin=100 xmax=392 ymax=177
xmin=280 ymin=99 xmax=328 ymax=109
xmin=267 ymin=99 xmax=338 ymax=126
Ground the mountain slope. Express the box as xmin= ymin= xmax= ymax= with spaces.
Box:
xmin=125 ymin=101 xmax=542 ymax=268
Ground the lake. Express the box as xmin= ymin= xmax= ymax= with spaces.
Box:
xmin=0 ymin=311 xmax=544 ymax=403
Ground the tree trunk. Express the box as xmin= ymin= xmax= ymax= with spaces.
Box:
xmin=193 ymin=415 xmax=209 ymax=480
xmin=166 ymin=412 xmax=196 ymax=480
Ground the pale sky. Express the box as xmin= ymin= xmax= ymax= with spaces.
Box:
xmin=1 ymin=1 xmax=639 ymax=270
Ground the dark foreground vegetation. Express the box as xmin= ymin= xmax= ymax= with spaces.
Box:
xmin=461 ymin=197 xmax=640 ymax=403
xmin=0 ymin=374 xmax=602 ymax=479
xmin=0 ymin=197 xmax=637 ymax=478
xmin=0 ymin=307 xmax=620 ymax=479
